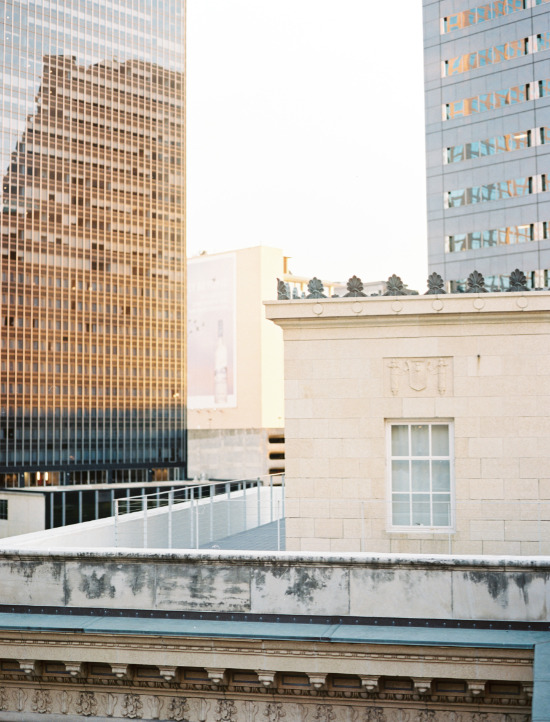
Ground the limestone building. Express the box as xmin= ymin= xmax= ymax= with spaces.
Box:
xmin=266 ymin=281 xmax=550 ymax=555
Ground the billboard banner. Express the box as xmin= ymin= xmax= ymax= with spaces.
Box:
xmin=187 ymin=254 xmax=237 ymax=409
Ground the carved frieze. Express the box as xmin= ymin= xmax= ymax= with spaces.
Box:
xmin=386 ymin=357 xmax=453 ymax=397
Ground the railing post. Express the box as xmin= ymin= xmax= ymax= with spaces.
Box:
xmin=277 ymin=500 xmax=281 ymax=551
xmin=257 ymin=477 xmax=261 ymax=527
xmin=114 ymin=498 xmax=118 ymax=548
xmin=270 ymin=475 xmax=273 ymax=523
xmin=168 ymin=490 xmax=173 ymax=549
xmin=209 ymin=484 xmax=214 ymax=544
xmin=226 ymin=482 xmax=231 ymax=537
xmin=190 ymin=492 xmax=194 ymax=549
xmin=281 ymin=474 xmax=285 ymax=520
xmin=143 ymin=496 xmax=148 ymax=549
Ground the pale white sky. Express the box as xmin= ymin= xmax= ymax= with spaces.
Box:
xmin=186 ymin=1 xmax=428 ymax=292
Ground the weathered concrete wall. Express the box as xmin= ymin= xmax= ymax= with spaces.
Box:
xmin=0 ymin=549 xmax=549 ymax=621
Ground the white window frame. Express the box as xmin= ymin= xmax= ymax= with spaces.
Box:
xmin=386 ymin=420 xmax=455 ymax=533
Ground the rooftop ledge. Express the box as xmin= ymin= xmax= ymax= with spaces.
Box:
xmin=1 ymin=547 xmax=550 ymax=570
xmin=264 ymin=289 xmax=550 ymax=323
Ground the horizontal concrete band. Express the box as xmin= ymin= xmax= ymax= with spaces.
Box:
xmin=0 ymin=550 xmax=549 ymax=621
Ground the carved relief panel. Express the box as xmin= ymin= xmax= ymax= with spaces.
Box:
xmin=385 ymin=357 xmax=453 ymax=397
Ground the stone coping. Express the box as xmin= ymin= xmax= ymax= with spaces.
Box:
xmin=264 ymin=289 xmax=550 ymax=323
xmin=1 ymin=547 xmax=550 ymax=569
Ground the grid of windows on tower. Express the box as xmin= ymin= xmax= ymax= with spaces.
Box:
xmin=0 ymin=0 xmax=186 ymax=487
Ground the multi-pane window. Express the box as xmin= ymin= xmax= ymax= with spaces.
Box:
xmin=445 ymin=82 xmax=530 ymax=120
xmin=389 ymin=423 xmax=453 ymax=529
xmin=444 ymin=37 xmax=530 ymax=77
xmin=446 ymin=129 xmax=534 ymax=163
xmin=446 ymin=176 xmax=537 ymax=208
xmin=447 ymin=223 xmax=539 ymax=252
xmin=0 ymin=500 xmax=7 ymax=520
xmin=442 ymin=1 xmax=526 ymax=34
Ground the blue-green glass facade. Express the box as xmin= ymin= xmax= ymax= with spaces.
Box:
xmin=0 ymin=0 xmax=186 ymax=488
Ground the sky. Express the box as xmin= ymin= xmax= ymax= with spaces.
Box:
xmin=186 ymin=1 xmax=428 ymax=292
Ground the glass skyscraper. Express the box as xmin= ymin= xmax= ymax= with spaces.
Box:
xmin=0 ymin=0 xmax=186 ymax=489
xmin=424 ymin=0 xmax=550 ymax=290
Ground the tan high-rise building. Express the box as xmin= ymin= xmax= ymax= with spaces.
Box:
xmin=0 ymin=1 xmax=186 ymax=497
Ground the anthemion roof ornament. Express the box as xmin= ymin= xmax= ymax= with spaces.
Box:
xmin=276 ymin=278 xmax=290 ymax=300
xmin=306 ymin=277 xmax=326 ymax=299
xmin=344 ymin=276 xmax=367 ymax=297
xmin=383 ymin=274 xmax=406 ymax=296
xmin=507 ymin=268 xmax=529 ymax=292
xmin=466 ymin=270 xmax=487 ymax=293
xmin=425 ymin=272 xmax=446 ymax=295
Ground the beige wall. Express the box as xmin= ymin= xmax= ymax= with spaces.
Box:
xmin=266 ymin=292 xmax=550 ymax=554
xmin=188 ymin=246 xmax=285 ymax=478
xmin=0 ymin=491 xmax=45 ymax=538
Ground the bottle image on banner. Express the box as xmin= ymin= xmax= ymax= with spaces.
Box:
xmin=214 ymin=319 xmax=228 ymax=404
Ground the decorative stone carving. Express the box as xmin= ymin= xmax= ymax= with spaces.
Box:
xmin=206 ymin=667 xmax=226 ymax=686
xmin=198 ymin=699 xmax=210 ymax=722
xmin=277 ymin=279 xmax=290 ymax=300
xmin=387 ymin=357 xmax=452 ymax=397
xmin=425 ymin=272 xmax=445 ymax=295
xmin=16 ymin=688 xmax=27 ymax=712
xmin=17 ymin=659 xmax=36 ymax=675
xmin=307 ymin=673 xmax=327 ymax=689
xmin=215 ymin=699 xmax=237 ymax=722
xmin=384 ymin=274 xmax=406 ymax=296
xmin=167 ymin=696 xmax=189 ymax=721
xmin=122 ymin=693 xmax=143 ymax=719
xmin=466 ymin=270 xmax=487 ymax=293
xmin=507 ymin=269 xmax=529 ymax=292
xmin=344 ymin=276 xmax=366 ymax=297
xmin=265 ymin=701 xmax=286 ymax=722
xmin=64 ymin=661 xmax=83 ymax=677
xmin=364 ymin=709 xmax=385 ymax=722
xmin=158 ymin=665 xmax=177 ymax=681
xmin=31 ymin=689 xmax=52 ymax=714
xmin=76 ymin=691 xmax=98 ymax=717
xmin=412 ymin=677 xmax=432 ymax=694
xmin=0 ymin=688 xmax=7 ymax=711
xmin=148 ymin=696 xmax=164 ymax=720
xmin=415 ymin=712 xmax=436 ymax=722
xmin=103 ymin=692 xmax=116 ymax=717
xmin=313 ymin=704 xmax=336 ymax=722
xmin=110 ymin=663 xmax=129 ymax=678
xmin=306 ymin=277 xmax=326 ymax=299
xmin=243 ymin=700 xmax=258 ymax=722
xmin=61 ymin=689 xmax=71 ymax=715
xmin=256 ymin=670 xmax=276 ymax=687
xmin=359 ymin=675 xmax=380 ymax=692
xmin=467 ymin=680 xmax=485 ymax=696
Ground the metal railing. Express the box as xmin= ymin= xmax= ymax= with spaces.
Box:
xmin=114 ymin=473 xmax=285 ymax=550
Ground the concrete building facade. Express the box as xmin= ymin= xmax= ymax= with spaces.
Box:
xmin=266 ymin=289 xmax=550 ymax=555
xmin=424 ymin=0 xmax=550 ymax=290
